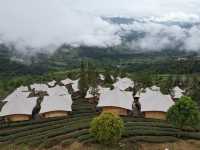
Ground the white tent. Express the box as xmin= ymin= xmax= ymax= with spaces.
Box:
xmin=172 ymin=86 xmax=184 ymax=99
xmin=72 ymin=79 xmax=79 ymax=92
xmin=97 ymin=88 xmax=133 ymax=110
xmin=61 ymin=78 xmax=73 ymax=86
xmin=47 ymin=80 xmax=57 ymax=87
xmin=3 ymin=88 xmax=30 ymax=102
xmin=85 ymin=87 xmax=95 ymax=99
xmin=40 ymin=94 xmax=72 ymax=114
xmin=16 ymin=86 xmax=29 ymax=92
xmin=139 ymin=87 xmax=174 ymax=112
xmin=46 ymin=85 xmax=68 ymax=96
xmin=30 ymin=84 xmax=49 ymax=92
xmin=98 ymin=86 xmax=110 ymax=94
xmin=99 ymin=74 xmax=105 ymax=80
xmin=85 ymin=86 xmax=110 ymax=99
xmin=0 ymin=97 xmax=37 ymax=116
xmin=113 ymin=77 xmax=134 ymax=91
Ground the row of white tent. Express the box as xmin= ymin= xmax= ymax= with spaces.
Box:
xmin=0 ymin=84 xmax=73 ymax=117
xmin=97 ymin=85 xmax=178 ymax=113
xmin=0 ymin=76 xmax=184 ymax=120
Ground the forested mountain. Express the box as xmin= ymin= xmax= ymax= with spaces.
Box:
xmin=1 ymin=43 xmax=200 ymax=77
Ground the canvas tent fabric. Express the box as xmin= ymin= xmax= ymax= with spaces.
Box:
xmin=150 ymin=85 xmax=160 ymax=91
xmin=72 ymin=79 xmax=79 ymax=92
xmin=16 ymin=86 xmax=29 ymax=92
xmin=98 ymin=86 xmax=110 ymax=94
xmin=47 ymin=80 xmax=57 ymax=87
xmin=61 ymin=78 xmax=73 ymax=86
xmin=85 ymin=87 xmax=95 ymax=99
xmin=97 ymin=88 xmax=133 ymax=110
xmin=3 ymin=88 xmax=30 ymax=102
xmin=99 ymin=74 xmax=105 ymax=80
xmin=85 ymin=86 xmax=110 ymax=98
xmin=172 ymin=86 xmax=184 ymax=99
xmin=139 ymin=88 xmax=174 ymax=112
xmin=40 ymin=94 xmax=72 ymax=113
xmin=0 ymin=97 xmax=37 ymax=116
xmin=46 ymin=86 xmax=68 ymax=96
xmin=30 ymin=84 xmax=49 ymax=92
xmin=113 ymin=77 xmax=134 ymax=91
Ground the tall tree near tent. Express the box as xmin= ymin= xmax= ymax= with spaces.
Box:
xmin=104 ymin=68 xmax=113 ymax=84
xmin=88 ymin=62 xmax=98 ymax=97
xmin=78 ymin=61 xmax=88 ymax=98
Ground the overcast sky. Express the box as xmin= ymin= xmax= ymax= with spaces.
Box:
xmin=0 ymin=0 xmax=200 ymax=54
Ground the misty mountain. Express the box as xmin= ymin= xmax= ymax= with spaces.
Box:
xmin=104 ymin=16 xmax=200 ymax=28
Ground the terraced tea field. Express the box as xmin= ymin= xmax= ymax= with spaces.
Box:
xmin=0 ymin=98 xmax=200 ymax=149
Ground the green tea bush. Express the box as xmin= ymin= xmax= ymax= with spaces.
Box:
xmin=90 ymin=113 xmax=124 ymax=144
xmin=167 ymin=96 xmax=200 ymax=128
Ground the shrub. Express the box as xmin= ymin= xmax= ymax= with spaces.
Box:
xmin=167 ymin=96 xmax=200 ymax=128
xmin=90 ymin=113 xmax=124 ymax=145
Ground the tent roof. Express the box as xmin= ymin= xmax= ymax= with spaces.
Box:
xmin=97 ymin=88 xmax=133 ymax=110
xmin=40 ymin=95 xmax=72 ymax=113
xmin=72 ymin=79 xmax=79 ymax=92
xmin=99 ymin=74 xmax=105 ymax=80
xmin=139 ymin=88 xmax=174 ymax=112
xmin=46 ymin=86 xmax=68 ymax=96
xmin=61 ymin=78 xmax=73 ymax=85
xmin=47 ymin=80 xmax=57 ymax=87
xmin=113 ymin=77 xmax=134 ymax=90
xmin=0 ymin=97 xmax=37 ymax=116
xmin=172 ymin=86 xmax=184 ymax=99
xmin=30 ymin=84 xmax=49 ymax=92
xmin=3 ymin=88 xmax=30 ymax=102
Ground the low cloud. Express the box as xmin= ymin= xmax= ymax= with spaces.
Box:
xmin=0 ymin=0 xmax=200 ymax=55
xmin=121 ymin=21 xmax=200 ymax=51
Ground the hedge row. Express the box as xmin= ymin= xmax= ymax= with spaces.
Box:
xmin=125 ymin=126 xmax=180 ymax=133
xmin=122 ymin=117 xmax=166 ymax=123
xmin=123 ymin=128 xmax=200 ymax=140
xmin=0 ymin=118 xmax=92 ymax=143
xmin=0 ymin=115 xmax=95 ymax=137
xmin=0 ymin=116 xmax=66 ymax=129
xmin=123 ymin=136 xmax=179 ymax=143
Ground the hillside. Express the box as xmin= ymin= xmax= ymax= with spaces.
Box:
xmin=1 ymin=43 xmax=200 ymax=76
xmin=0 ymin=96 xmax=200 ymax=150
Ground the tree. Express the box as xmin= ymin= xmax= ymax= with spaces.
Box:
xmin=87 ymin=62 xmax=98 ymax=97
xmin=78 ymin=61 xmax=88 ymax=97
xmin=90 ymin=113 xmax=124 ymax=145
xmin=167 ymin=96 xmax=200 ymax=128
xmin=133 ymin=73 xmax=153 ymax=88
xmin=104 ymin=68 xmax=113 ymax=84
xmin=159 ymin=75 xmax=174 ymax=94
xmin=186 ymin=75 xmax=200 ymax=107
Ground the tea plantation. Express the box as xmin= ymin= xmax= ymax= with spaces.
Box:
xmin=0 ymin=98 xmax=200 ymax=149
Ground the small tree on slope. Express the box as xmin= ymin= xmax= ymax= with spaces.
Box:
xmin=90 ymin=113 xmax=124 ymax=145
xmin=167 ymin=96 xmax=200 ymax=128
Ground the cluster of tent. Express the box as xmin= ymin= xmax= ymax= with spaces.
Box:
xmin=0 ymin=75 xmax=185 ymax=122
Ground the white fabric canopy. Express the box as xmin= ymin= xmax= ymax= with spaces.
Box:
xmin=139 ymin=88 xmax=174 ymax=112
xmin=40 ymin=94 xmax=72 ymax=113
xmin=30 ymin=84 xmax=49 ymax=92
xmin=61 ymin=78 xmax=73 ymax=85
xmin=72 ymin=79 xmax=79 ymax=92
xmin=99 ymin=74 xmax=105 ymax=80
xmin=47 ymin=80 xmax=57 ymax=87
xmin=172 ymin=86 xmax=184 ymax=99
xmin=113 ymin=77 xmax=134 ymax=91
xmin=46 ymin=85 xmax=68 ymax=96
xmin=97 ymin=88 xmax=133 ymax=110
xmin=3 ymin=87 xmax=30 ymax=102
xmin=1 ymin=97 xmax=37 ymax=116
